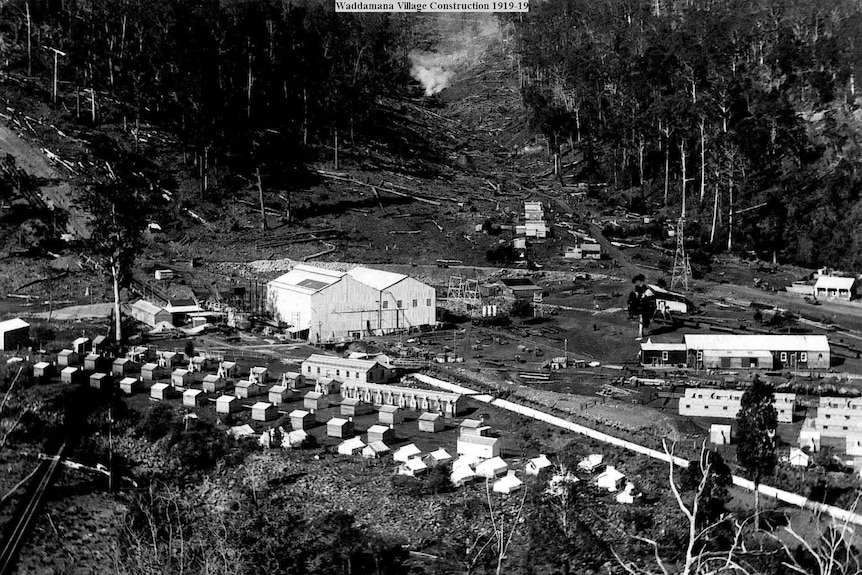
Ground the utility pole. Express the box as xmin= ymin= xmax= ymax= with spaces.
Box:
xmin=25 ymin=3 xmax=32 ymax=76
xmin=671 ymin=143 xmax=694 ymax=291
xmin=44 ymin=46 xmax=67 ymax=104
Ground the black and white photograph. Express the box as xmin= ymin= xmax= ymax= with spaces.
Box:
xmin=1 ymin=1 xmax=862 ymax=573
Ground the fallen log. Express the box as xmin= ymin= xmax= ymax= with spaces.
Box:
xmin=316 ymin=169 xmax=442 ymax=206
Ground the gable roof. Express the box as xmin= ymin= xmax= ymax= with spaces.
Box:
xmin=269 ymin=264 xmax=346 ymax=295
xmin=347 ymin=266 xmax=408 ymax=291
xmin=303 ymin=354 xmax=378 ymax=371
xmin=683 ymin=334 xmax=830 ymax=352
xmin=0 ymin=318 xmax=29 ymax=332
xmin=815 ymin=276 xmax=856 ymax=290
xmin=640 ymin=339 xmax=687 ymax=352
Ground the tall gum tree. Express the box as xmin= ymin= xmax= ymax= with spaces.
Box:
xmin=77 ymin=182 xmax=147 ymax=342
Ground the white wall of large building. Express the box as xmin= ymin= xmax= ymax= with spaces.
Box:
xmin=266 ymin=264 xmax=436 ymax=342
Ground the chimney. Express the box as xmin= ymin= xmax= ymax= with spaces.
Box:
xmin=348 ymin=416 xmax=353 ymax=423
xmin=389 ymin=424 xmax=394 ymax=430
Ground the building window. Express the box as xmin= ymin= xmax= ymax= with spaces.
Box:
xmin=336 ymin=370 xmax=340 ymax=376
xmin=307 ymin=366 xmax=312 ymax=373
xmin=696 ymin=351 xmax=703 ymax=362
xmin=412 ymin=299 xmax=418 ymax=308
xmin=704 ymin=406 xmax=709 ymax=409
xmin=780 ymin=352 xmax=787 ymax=362
xmin=844 ymin=426 xmax=849 ymax=431
xmin=382 ymin=301 xmax=389 ymax=309
xmin=661 ymin=351 xmax=668 ymax=361
xmin=686 ymin=404 xmax=691 ymax=409
xmin=825 ymin=414 xmax=831 ymax=419
xmin=723 ymin=406 xmax=728 ymax=410
xmin=426 ymin=299 xmax=432 ymax=306
xmin=397 ymin=300 xmax=403 ymax=308
xmin=800 ymin=352 xmax=808 ymax=362
xmin=316 ymin=367 xmax=320 ymax=374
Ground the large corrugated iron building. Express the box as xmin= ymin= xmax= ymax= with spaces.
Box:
xmin=266 ymin=264 xmax=435 ymax=342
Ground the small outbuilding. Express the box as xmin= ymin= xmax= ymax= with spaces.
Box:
xmin=419 ymin=412 xmax=445 ymax=433
xmin=151 ymin=382 xmax=177 ymax=401
xmin=789 ymin=447 xmax=811 ymax=468
xmin=526 ymin=454 xmax=553 ymax=476
xmin=0 ymin=318 xmax=29 ymax=351
xmin=710 ymin=424 xmax=733 ymax=445
xmin=315 ymin=377 xmax=341 ymax=395
xmin=398 ymin=458 xmax=428 ymax=477
xmin=327 ymin=417 xmax=354 ymax=438
xmin=249 ymin=367 xmax=269 ymax=385
xmin=289 ymin=409 xmax=315 ymax=431
xmin=235 ymin=380 xmax=266 ymax=399
xmin=216 ymin=395 xmax=241 ymax=414
xmin=112 ymin=358 xmax=135 ymax=377
xmin=89 ymin=372 xmax=112 ymax=392
xmin=303 ymin=391 xmax=329 ymax=411
xmin=578 ymin=454 xmax=604 ymax=473
xmin=33 ymin=361 xmax=53 ymax=380
xmin=337 ymin=437 xmax=366 ymax=456
xmin=84 ymin=353 xmax=103 ymax=372
xmin=141 ymin=363 xmax=164 ymax=381
xmin=171 ymin=369 xmax=194 ymax=388
xmin=459 ymin=419 xmax=490 ymax=437
xmin=188 ymin=355 xmax=210 ymax=373
xmin=457 ymin=435 xmax=500 ymax=459
xmin=57 ymin=349 xmax=79 ymax=367
xmin=202 ymin=374 xmax=225 ymax=393
xmin=493 ymin=472 xmax=524 ymax=495
xmin=183 ymin=389 xmax=205 ymax=408
xmin=424 ymin=448 xmax=453 ymax=468
xmin=616 ymin=483 xmax=638 ymax=504
xmin=268 ymin=385 xmax=292 ymax=404
xmin=340 ymin=398 xmax=372 ymax=418
xmin=119 ymin=377 xmax=140 ymax=395
xmin=378 ymin=405 xmax=404 ymax=425
xmin=217 ymin=361 xmax=238 ymax=380
xmin=252 ymin=402 xmax=279 ymax=422
xmin=61 ymin=366 xmax=84 ymax=384
xmin=450 ymin=464 xmax=478 ymax=487
xmin=72 ymin=337 xmax=91 ymax=355
xmin=595 ymin=465 xmax=626 ymax=492
xmin=475 ymin=456 xmax=509 ymax=479
xmin=281 ymin=371 xmax=305 ymax=389
xmin=393 ymin=443 xmax=422 ymax=463
xmin=157 ymin=351 xmax=179 ymax=368
xmin=366 ymin=424 xmax=396 ymax=444
xmin=362 ymin=441 xmax=391 ymax=459
xmin=92 ymin=335 xmax=109 ymax=354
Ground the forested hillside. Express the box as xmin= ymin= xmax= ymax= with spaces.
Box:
xmin=0 ymin=0 xmax=419 ymax=190
xmin=514 ymin=0 xmax=862 ymax=270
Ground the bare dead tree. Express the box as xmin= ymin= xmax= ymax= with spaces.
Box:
xmin=770 ymin=495 xmax=862 ymax=575
xmin=611 ymin=442 xmax=757 ymax=575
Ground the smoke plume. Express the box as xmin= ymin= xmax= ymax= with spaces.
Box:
xmin=409 ymin=14 xmax=501 ymax=97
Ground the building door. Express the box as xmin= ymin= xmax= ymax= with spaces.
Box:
xmin=790 ymin=353 xmax=797 ymax=368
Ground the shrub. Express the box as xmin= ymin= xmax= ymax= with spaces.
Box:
xmin=137 ymin=403 xmax=176 ymax=441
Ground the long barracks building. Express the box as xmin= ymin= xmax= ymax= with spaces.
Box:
xmin=641 ymin=334 xmax=830 ymax=370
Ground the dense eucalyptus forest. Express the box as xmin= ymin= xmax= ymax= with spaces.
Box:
xmin=514 ymin=0 xmax=862 ymax=270
xmin=0 ymin=0 xmax=418 ymax=188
